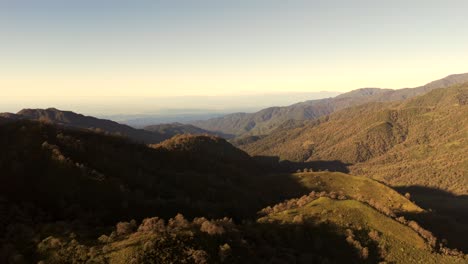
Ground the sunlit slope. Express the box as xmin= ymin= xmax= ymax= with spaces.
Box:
xmin=351 ymin=86 xmax=468 ymax=193
xmin=293 ymin=171 xmax=423 ymax=214
xmin=259 ymin=197 xmax=467 ymax=264
xmin=195 ymin=73 xmax=468 ymax=137
xmin=244 ymin=84 xmax=468 ymax=194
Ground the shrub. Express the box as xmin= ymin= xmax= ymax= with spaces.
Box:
xmin=368 ymin=230 xmax=380 ymax=241
xmin=187 ymin=249 xmax=209 ymax=264
xmin=98 ymin=235 xmax=110 ymax=244
xmin=219 ymin=243 xmax=231 ymax=262
xmin=138 ymin=217 xmax=166 ymax=233
xmin=200 ymin=221 xmax=225 ymax=235
xmin=168 ymin=214 xmax=190 ymax=231
xmin=116 ymin=221 xmax=136 ymax=236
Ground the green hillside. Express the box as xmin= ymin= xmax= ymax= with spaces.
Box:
xmin=260 ymin=197 xmax=467 ymax=264
xmin=292 ymin=171 xmax=423 ymax=214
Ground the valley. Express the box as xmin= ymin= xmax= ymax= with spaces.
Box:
xmin=0 ymin=75 xmax=467 ymax=263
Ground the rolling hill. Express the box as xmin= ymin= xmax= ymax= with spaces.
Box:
xmin=193 ymin=73 xmax=468 ymax=137
xmin=260 ymin=196 xmax=466 ymax=263
xmin=291 ymin=171 xmax=423 ymax=214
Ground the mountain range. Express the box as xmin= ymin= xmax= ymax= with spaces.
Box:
xmin=1 ymin=73 xmax=467 ymax=263
xmin=193 ymin=73 xmax=468 ymax=137
xmin=0 ymin=108 xmax=224 ymax=144
xmin=240 ymin=83 xmax=468 ymax=195
xmin=0 ymin=108 xmax=167 ymax=144
xmin=1 ymin=116 xmax=466 ymax=263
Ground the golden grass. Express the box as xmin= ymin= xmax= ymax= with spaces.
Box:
xmin=260 ymin=197 xmax=467 ymax=264
xmin=292 ymin=171 xmax=423 ymax=214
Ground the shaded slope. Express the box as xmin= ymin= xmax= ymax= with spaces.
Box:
xmin=0 ymin=120 xmax=309 ymax=224
xmin=1 ymin=108 xmax=165 ymax=144
xmin=144 ymin=122 xmax=230 ymax=139
xmin=151 ymin=134 xmax=254 ymax=168
xmin=194 ymin=73 xmax=468 ymax=136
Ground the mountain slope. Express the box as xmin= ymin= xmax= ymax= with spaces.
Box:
xmin=144 ymin=122 xmax=229 ymax=138
xmin=0 ymin=120 xmax=298 ymax=222
xmin=0 ymin=108 xmax=166 ymax=144
xmin=193 ymin=73 xmax=468 ymax=137
xmin=260 ymin=197 xmax=466 ymax=263
xmin=242 ymin=84 xmax=468 ymax=195
xmin=1 ymin=119 xmax=465 ymax=263
xmin=291 ymin=171 xmax=423 ymax=214
xmin=151 ymin=134 xmax=252 ymax=163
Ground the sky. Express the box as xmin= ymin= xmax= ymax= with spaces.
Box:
xmin=1 ymin=0 xmax=468 ymax=113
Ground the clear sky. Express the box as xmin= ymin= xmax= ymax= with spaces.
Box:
xmin=1 ymin=0 xmax=468 ymax=102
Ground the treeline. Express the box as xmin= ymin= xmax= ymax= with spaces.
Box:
xmin=36 ymin=213 xmax=374 ymax=264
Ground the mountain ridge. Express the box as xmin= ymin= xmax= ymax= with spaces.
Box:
xmin=144 ymin=122 xmax=231 ymax=138
xmin=0 ymin=108 xmax=227 ymax=144
xmin=0 ymin=108 xmax=166 ymax=144
xmin=241 ymin=84 xmax=468 ymax=195
xmin=193 ymin=73 xmax=468 ymax=137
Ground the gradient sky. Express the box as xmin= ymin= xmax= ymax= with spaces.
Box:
xmin=1 ymin=0 xmax=468 ymax=102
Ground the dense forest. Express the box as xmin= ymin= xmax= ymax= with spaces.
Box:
xmin=0 ymin=120 xmax=466 ymax=262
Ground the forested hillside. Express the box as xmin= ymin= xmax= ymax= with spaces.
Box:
xmin=1 ymin=118 xmax=465 ymax=263
xmin=242 ymin=84 xmax=468 ymax=195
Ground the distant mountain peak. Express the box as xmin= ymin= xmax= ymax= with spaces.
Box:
xmin=336 ymin=88 xmax=393 ymax=99
xmin=422 ymin=72 xmax=468 ymax=89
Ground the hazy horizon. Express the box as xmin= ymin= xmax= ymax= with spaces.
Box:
xmin=1 ymin=71 xmax=466 ymax=117
xmin=1 ymin=1 xmax=468 ymax=114
xmin=0 ymin=91 xmax=343 ymax=116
